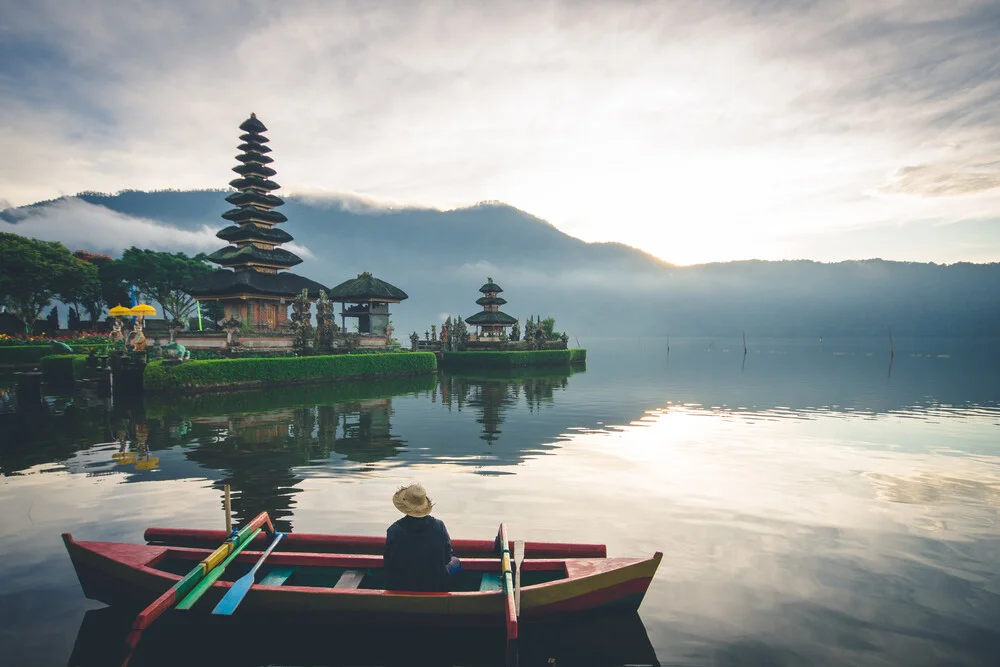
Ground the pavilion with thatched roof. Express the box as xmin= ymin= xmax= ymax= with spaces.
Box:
xmin=465 ymin=277 xmax=517 ymax=339
xmin=328 ymin=272 xmax=408 ymax=336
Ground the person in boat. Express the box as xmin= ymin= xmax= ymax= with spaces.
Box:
xmin=384 ymin=484 xmax=461 ymax=592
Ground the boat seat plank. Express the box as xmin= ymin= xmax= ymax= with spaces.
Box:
xmin=260 ymin=567 xmax=295 ymax=586
xmin=479 ymin=572 xmax=504 ymax=592
xmin=335 ymin=569 xmax=366 ymax=589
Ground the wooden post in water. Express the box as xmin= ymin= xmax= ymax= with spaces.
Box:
xmin=888 ymin=327 xmax=894 ymax=360
xmin=224 ymin=485 xmax=232 ymax=533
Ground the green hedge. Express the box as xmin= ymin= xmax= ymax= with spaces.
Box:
xmin=441 ymin=349 xmax=587 ymax=369
xmin=144 ymin=352 xmax=438 ymax=393
xmin=0 ymin=345 xmax=105 ymax=364
xmin=40 ymin=354 xmax=88 ymax=384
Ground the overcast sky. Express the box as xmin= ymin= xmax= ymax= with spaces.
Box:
xmin=1 ymin=0 xmax=998 ymax=265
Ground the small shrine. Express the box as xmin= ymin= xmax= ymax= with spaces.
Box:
xmin=328 ymin=272 xmax=408 ymax=337
xmin=187 ymin=113 xmax=327 ymax=327
xmin=465 ymin=278 xmax=517 ymax=339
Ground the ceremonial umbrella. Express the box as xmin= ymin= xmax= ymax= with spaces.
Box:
xmin=129 ymin=304 xmax=157 ymax=317
xmin=108 ymin=305 xmax=132 ymax=317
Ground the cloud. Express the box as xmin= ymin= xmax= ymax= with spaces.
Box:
xmin=1 ymin=197 xmax=318 ymax=261
xmin=2 ymin=197 xmax=224 ymax=254
xmin=2 ymin=0 xmax=999 ymax=263
xmin=880 ymin=163 xmax=1000 ymax=197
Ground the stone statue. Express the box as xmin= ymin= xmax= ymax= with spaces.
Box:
xmin=109 ymin=318 xmax=126 ymax=349
xmin=128 ymin=320 xmax=147 ymax=353
xmin=410 ymin=331 xmax=419 ymax=352
xmin=163 ymin=341 xmax=190 ymax=361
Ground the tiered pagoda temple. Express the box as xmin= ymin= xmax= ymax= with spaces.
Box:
xmin=465 ymin=278 xmax=517 ymax=339
xmin=188 ymin=113 xmax=327 ymax=328
xmin=328 ymin=272 xmax=408 ymax=337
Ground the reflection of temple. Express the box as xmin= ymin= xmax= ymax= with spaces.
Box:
xmin=154 ymin=395 xmax=407 ymax=532
xmin=334 ymin=399 xmax=407 ymax=463
xmin=439 ymin=371 xmax=572 ymax=445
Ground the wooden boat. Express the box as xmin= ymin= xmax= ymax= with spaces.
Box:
xmin=143 ymin=526 xmax=608 ymax=558
xmin=63 ymin=533 xmax=662 ymax=624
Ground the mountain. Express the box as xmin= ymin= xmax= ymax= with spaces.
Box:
xmin=3 ymin=190 xmax=999 ymax=339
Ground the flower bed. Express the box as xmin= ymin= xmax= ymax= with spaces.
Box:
xmin=0 ymin=333 xmax=109 ymax=346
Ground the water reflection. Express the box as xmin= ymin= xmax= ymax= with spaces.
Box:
xmin=3 ymin=339 xmax=1000 ymax=667
xmin=68 ymin=607 xmax=658 ymax=667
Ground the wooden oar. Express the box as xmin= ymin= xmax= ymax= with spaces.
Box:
xmin=175 ymin=528 xmax=261 ymax=610
xmin=512 ymin=540 xmax=524 ymax=616
xmin=498 ymin=523 xmax=518 ymax=667
xmin=212 ymin=531 xmax=286 ymax=615
xmin=120 ymin=511 xmax=273 ymax=667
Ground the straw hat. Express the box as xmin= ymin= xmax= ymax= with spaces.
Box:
xmin=392 ymin=484 xmax=434 ymax=517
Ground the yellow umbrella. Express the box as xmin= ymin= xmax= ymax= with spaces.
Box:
xmin=130 ymin=304 xmax=157 ymax=317
xmin=108 ymin=304 xmax=132 ymax=316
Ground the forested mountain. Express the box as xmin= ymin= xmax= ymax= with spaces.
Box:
xmin=3 ymin=190 xmax=998 ymax=339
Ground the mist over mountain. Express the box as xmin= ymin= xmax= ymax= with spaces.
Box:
xmin=3 ymin=190 xmax=998 ymax=339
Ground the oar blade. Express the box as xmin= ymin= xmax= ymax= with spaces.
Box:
xmin=212 ymin=574 xmax=253 ymax=615
xmin=212 ymin=532 xmax=285 ymax=615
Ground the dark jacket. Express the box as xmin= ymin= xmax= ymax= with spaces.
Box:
xmin=384 ymin=515 xmax=453 ymax=592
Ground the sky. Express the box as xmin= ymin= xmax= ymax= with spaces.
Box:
xmin=1 ymin=0 xmax=999 ymax=266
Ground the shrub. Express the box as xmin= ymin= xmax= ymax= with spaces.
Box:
xmin=0 ymin=344 xmax=106 ymax=364
xmin=441 ymin=349 xmax=587 ymax=369
xmin=144 ymin=352 xmax=438 ymax=393
xmin=40 ymin=354 xmax=88 ymax=384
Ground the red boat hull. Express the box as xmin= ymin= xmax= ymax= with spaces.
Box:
xmin=64 ymin=534 xmax=660 ymax=625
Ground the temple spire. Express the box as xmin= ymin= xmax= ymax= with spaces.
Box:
xmin=207 ymin=113 xmax=301 ymax=274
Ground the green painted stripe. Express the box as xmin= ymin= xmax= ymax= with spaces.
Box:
xmin=172 ymin=567 xmax=207 ymax=601
xmin=176 ymin=529 xmax=262 ymax=610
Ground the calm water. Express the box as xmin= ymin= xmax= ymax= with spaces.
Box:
xmin=1 ymin=337 xmax=999 ymax=667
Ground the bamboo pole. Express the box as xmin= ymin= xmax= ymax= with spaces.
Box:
xmin=223 ymin=485 xmax=232 ymax=534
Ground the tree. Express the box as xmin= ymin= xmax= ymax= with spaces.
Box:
xmin=199 ymin=300 xmax=225 ymax=330
xmin=0 ymin=233 xmax=90 ymax=334
xmin=538 ymin=316 xmax=562 ymax=340
xmin=115 ymin=248 xmax=213 ymax=325
xmin=524 ymin=316 xmax=536 ymax=343
xmin=73 ymin=250 xmax=126 ymax=323
xmin=510 ymin=320 xmax=520 ymax=342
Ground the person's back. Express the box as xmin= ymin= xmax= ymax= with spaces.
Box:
xmin=385 ymin=514 xmax=452 ymax=592
xmin=383 ymin=484 xmax=459 ymax=592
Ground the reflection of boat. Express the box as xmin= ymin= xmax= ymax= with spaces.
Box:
xmin=68 ymin=606 xmax=659 ymax=667
xmin=62 ymin=534 xmax=661 ymax=624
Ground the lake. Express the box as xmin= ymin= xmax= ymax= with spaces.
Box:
xmin=1 ymin=337 xmax=998 ymax=666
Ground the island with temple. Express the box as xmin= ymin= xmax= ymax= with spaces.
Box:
xmin=142 ymin=113 xmax=437 ymax=394
xmin=412 ymin=277 xmax=586 ymax=370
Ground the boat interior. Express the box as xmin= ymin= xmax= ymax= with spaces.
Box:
xmin=151 ymin=549 xmax=566 ymax=592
